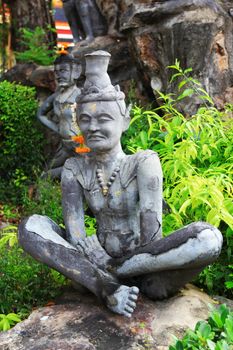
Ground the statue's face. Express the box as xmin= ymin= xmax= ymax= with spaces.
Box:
xmin=54 ymin=63 xmax=72 ymax=87
xmin=77 ymin=101 xmax=126 ymax=152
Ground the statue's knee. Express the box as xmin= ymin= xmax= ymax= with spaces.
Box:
xmin=197 ymin=223 xmax=223 ymax=258
xmin=18 ymin=214 xmax=57 ymax=247
xmin=18 ymin=216 xmax=33 ymax=249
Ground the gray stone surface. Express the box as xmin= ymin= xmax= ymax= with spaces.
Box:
xmin=72 ymin=35 xmax=136 ymax=88
xmin=119 ymin=0 xmax=233 ymax=113
xmin=2 ymin=1 xmax=233 ymax=113
xmin=0 ymin=285 xmax=216 ymax=350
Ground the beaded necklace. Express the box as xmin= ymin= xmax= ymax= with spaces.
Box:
xmin=96 ymin=163 xmax=121 ymax=196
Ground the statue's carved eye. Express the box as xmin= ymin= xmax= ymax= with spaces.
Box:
xmin=98 ymin=114 xmax=113 ymax=122
xmin=79 ymin=114 xmax=90 ymax=123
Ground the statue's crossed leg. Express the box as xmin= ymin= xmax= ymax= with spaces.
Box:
xmin=114 ymin=222 xmax=222 ymax=299
xmin=19 ymin=215 xmax=222 ymax=316
xmin=18 ymin=215 xmax=138 ymax=318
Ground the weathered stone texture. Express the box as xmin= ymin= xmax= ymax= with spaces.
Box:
xmin=0 ymin=285 xmax=218 ymax=350
xmin=1 ymin=64 xmax=56 ymax=93
xmin=119 ymin=0 xmax=233 ymax=112
xmin=72 ymin=36 xmax=136 ymax=85
xmin=3 ymin=1 xmax=233 ymax=112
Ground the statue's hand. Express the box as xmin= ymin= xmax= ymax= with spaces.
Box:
xmin=76 ymin=235 xmax=111 ymax=270
xmin=140 ymin=211 xmax=161 ymax=246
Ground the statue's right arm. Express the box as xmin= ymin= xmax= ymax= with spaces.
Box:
xmin=37 ymin=93 xmax=59 ymax=134
xmin=61 ymin=161 xmax=86 ymax=245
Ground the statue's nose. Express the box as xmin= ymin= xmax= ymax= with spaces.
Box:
xmin=88 ymin=119 xmax=99 ymax=132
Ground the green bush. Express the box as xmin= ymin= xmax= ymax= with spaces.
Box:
xmin=0 ymin=178 xmax=96 ymax=330
xmin=0 ymin=80 xmax=44 ymax=203
xmin=124 ymin=62 xmax=233 ymax=298
xmin=15 ymin=27 xmax=57 ymax=66
xmin=22 ymin=177 xmax=63 ymax=224
xmin=169 ymin=304 xmax=233 ymax=350
xmin=22 ymin=177 xmax=97 ymax=234
xmin=0 ymin=225 xmax=66 ymax=318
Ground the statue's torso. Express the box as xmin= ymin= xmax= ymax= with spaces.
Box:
xmin=85 ymin=175 xmax=140 ymax=258
xmin=65 ymin=150 xmax=162 ymax=258
xmin=53 ymin=86 xmax=80 ymax=139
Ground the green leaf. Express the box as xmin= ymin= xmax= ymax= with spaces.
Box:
xmin=0 ymin=318 xmax=11 ymax=331
xmin=224 ymin=315 xmax=233 ymax=342
xmin=139 ymin=130 xmax=148 ymax=148
xmin=225 ymin=281 xmax=233 ymax=289
xmin=209 ymin=309 xmax=224 ymax=328
xmin=175 ymin=340 xmax=184 ymax=350
xmin=206 ymin=208 xmax=221 ymax=227
xmin=184 ymin=67 xmax=193 ymax=74
xmin=197 ymin=322 xmax=212 ymax=339
xmin=177 ymin=89 xmax=195 ymax=100
xmin=170 ymin=73 xmax=182 ymax=82
xmin=206 ymin=339 xmax=216 ymax=350
xmin=215 ymin=340 xmax=230 ymax=350
xmin=178 ymin=80 xmax=188 ymax=90
xmin=179 ymin=199 xmax=192 ymax=215
xmin=6 ymin=313 xmax=21 ymax=322
xmin=202 ymin=144 xmax=212 ymax=158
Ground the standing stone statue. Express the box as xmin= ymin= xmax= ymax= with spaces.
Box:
xmin=95 ymin=0 xmax=122 ymax=37
xmin=62 ymin=0 xmax=107 ymax=45
xmin=37 ymin=53 xmax=81 ymax=178
xmin=19 ymin=51 xmax=223 ymax=318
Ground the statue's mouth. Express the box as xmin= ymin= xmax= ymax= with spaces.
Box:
xmin=88 ymin=135 xmax=105 ymax=141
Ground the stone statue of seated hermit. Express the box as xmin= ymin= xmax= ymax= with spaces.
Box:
xmin=19 ymin=51 xmax=223 ymax=317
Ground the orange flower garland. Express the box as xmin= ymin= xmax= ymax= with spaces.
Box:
xmin=75 ymin=147 xmax=91 ymax=153
xmin=57 ymin=44 xmax=69 ymax=55
xmin=72 ymin=135 xmax=91 ymax=153
xmin=71 ymin=135 xmax=85 ymax=144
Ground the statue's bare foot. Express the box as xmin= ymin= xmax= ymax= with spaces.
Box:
xmin=106 ymin=285 xmax=139 ymax=318
xmin=76 ymin=235 xmax=111 ymax=269
xmin=80 ymin=36 xmax=94 ymax=47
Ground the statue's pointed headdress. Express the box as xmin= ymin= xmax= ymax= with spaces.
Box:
xmin=77 ymin=50 xmax=125 ymax=103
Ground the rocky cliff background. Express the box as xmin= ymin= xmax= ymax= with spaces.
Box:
xmin=3 ymin=0 xmax=233 ymax=113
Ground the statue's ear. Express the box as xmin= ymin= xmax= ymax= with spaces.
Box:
xmin=72 ymin=64 xmax=82 ymax=81
xmin=122 ymin=104 xmax=131 ymax=131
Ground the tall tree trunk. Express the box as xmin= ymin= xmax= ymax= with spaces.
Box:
xmin=6 ymin=0 xmax=56 ymax=51
xmin=0 ymin=0 xmax=8 ymax=70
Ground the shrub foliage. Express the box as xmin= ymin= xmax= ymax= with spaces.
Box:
xmin=169 ymin=304 xmax=233 ymax=350
xmin=124 ymin=62 xmax=233 ymax=298
xmin=0 ymin=225 xmax=66 ymax=326
xmin=0 ymin=81 xmax=44 ymax=203
xmin=15 ymin=27 xmax=57 ymax=66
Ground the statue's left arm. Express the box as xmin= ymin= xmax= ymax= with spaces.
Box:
xmin=137 ymin=153 xmax=163 ymax=246
xmin=37 ymin=93 xmax=59 ymax=134
xmin=61 ymin=159 xmax=86 ymax=245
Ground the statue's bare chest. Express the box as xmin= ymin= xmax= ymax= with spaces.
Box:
xmin=84 ymin=177 xmax=138 ymax=214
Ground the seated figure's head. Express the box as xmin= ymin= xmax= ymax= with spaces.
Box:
xmin=54 ymin=53 xmax=81 ymax=88
xmin=76 ymin=51 xmax=130 ymax=152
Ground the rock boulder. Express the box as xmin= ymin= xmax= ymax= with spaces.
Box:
xmin=2 ymin=1 xmax=233 ymax=114
xmin=0 ymin=284 xmax=217 ymax=350
xmin=119 ymin=0 xmax=233 ymax=113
